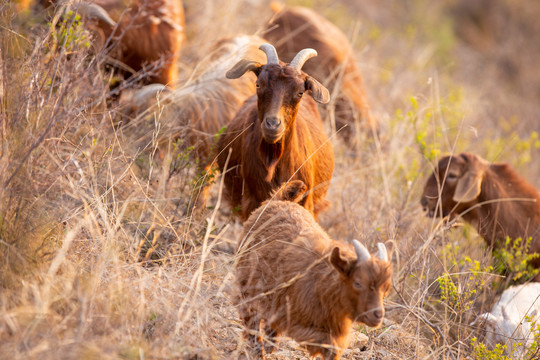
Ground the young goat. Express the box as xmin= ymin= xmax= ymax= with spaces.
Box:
xmin=217 ymin=43 xmax=334 ymax=221
xmin=236 ymin=180 xmax=393 ymax=359
xmin=263 ymin=5 xmax=377 ymax=143
xmin=472 ymin=282 xmax=540 ymax=358
xmin=421 ymin=153 xmax=540 ymax=278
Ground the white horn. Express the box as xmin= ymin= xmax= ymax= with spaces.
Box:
xmin=259 ymin=44 xmax=279 ymax=64
xmin=377 ymin=243 xmax=388 ymax=262
xmin=73 ymin=3 xmax=116 ymax=28
xmin=289 ymin=48 xmax=317 ymax=70
xmin=352 ymin=239 xmax=371 ymax=263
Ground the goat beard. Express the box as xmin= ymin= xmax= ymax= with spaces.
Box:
xmin=258 ymin=139 xmax=284 ymax=182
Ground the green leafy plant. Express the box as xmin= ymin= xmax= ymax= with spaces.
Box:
xmin=493 ymin=237 xmax=539 ymax=282
xmin=471 ymin=315 xmax=540 ymax=360
xmin=471 ymin=337 xmax=511 ymax=360
xmin=525 ymin=315 xmax=540 ymax=359
xmin=436 ymin=245 xmax=493 ymax=312
xmin=483 ymin=127 xmax=540 ymax=169
xmin=49 ymin=11 xmax=91 ymax=53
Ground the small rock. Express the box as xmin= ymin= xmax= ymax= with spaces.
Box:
xmin=351 ymin=332 xmax=370 ymax=350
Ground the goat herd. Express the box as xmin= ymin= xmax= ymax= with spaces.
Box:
xmin=32 ymin=0 xmax=540 ymax=358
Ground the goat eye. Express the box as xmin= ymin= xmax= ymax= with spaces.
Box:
xmin=353 ymin=281 xmax=362 ymax=289
xmin=446 ymin=173 xmax=458 ymax=181
xmin=256 ymin=83 xmax=260 ymax=88
xmin=298 ymin=92 xmax=303 ymax=97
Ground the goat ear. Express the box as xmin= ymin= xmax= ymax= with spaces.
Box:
xmin=384 ymin=240 xmax=395 ymax=259
xmin=330 ymin=247 xmax=352 ymax=278
xmin=226 ymin=60 xmax=262 ymax=79
xmin=453 ymin=154 xmax=489 ymax=203
xmin=305 ymin=76 xmax=330 ymax=104
xmin=453 ymin=169 xmax=484 ymax=203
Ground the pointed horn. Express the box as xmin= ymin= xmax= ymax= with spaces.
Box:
xmin=259 ymin=44 xmax=279 ymax=64
xmin=289 ymin=48 xmax=317 ymax=70
xmin=377 ymin=243 xmax=388 ymax=262
xmin=73 ymin=3 xmax=116 ymax=27
xmin=352 ymin=239 xmax=371 ymax=263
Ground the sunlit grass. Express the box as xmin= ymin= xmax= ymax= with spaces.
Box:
xmin=1 ymin=0 xmax=539 ymax=359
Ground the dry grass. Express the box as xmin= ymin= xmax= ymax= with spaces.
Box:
xmin=1 ymin=0 xmax=540 ymax=359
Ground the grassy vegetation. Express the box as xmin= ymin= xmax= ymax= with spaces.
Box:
xmin=2 ymin=0 xmax=540 ymax=359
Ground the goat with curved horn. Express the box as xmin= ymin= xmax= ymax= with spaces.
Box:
xmin=289 ymin=48 xmax=318 ymax=70
xmin=218 ymin=39 xmax=332 ymax=220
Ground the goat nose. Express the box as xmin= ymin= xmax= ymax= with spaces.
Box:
xmin=265 ymin=117 xmax=280 ymax=130
xmin=420 ymin=198 xmax=429 ymax=212
xmin=374 ymin=309 xmax=383 ymax=320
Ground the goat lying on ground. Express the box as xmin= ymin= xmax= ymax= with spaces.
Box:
xmin=472 ymin=282 xmax=540 ymax=358
xmin=236 ymin=180 xmax=393 ymax=359
xmin=421 ymin=152 xmax=540 ymax=278
xmin=263 ymin=4 xmax=376 ymax=143
xmin=217 ymin=43 xmax=334 ymax=221
xmin=48 ymin=0 xmax=185 ymax=87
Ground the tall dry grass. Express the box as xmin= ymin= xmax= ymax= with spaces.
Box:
xmin=1 ymin=0 xmax=540 ymax=359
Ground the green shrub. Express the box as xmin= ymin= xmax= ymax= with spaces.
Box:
xmin=436 ymin=245 xmax=493 ymax=312
xmin=493 ymin=237 xmax=539 ymax=282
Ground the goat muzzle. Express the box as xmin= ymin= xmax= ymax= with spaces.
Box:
xmin=360 ymin=308 xmax=384 ymax=328
xmin=420 ymin=196 xmax=436 ymax=217
xmin=262 ymin=117 xmax=284 ymax=144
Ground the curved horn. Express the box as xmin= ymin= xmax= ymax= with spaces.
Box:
xmin=352 ymin=239 xmax=371 ymax=263
xmin=259 ymin=44 xmax=279 ymax=64
xmin=377 ymin=243 xmax=388 ymax=262
xmin=73 ymin=3 xmax=116 ymax=27
xmin=289 ymin=48 xmax=317 ymax=70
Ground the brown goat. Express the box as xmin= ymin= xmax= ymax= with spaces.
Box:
xmin=217 ymin=43 xmax=334 ymax=221
xmin=236 ymin=180 xmax=393 ymax=359
xmin=46 ymin=0 xmax=185 ymax=87
xmin=263 ymin=5 xmax=376 ymax=143
xmin=421 ymin=153 xmax=540 ymax=274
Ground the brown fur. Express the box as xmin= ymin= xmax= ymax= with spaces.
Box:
xmin=217 ymin=54 xmax=334 ymax=221
xmin=236 ymin=181 xmax=393 ymax=359
xmin=421 ymin=153 xmax=540 ymax=272
xmin=44 ymin=0 xmax=185 ymax=87
xmin=263 ymin=5 xmax=377 ymax=143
